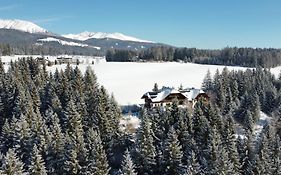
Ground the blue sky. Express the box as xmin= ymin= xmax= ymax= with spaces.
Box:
xmin=0 ymin=0 xmax=281 ymax=49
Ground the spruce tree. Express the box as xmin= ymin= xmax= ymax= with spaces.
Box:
xmin=201 ymin=69 xmax=213 ymax=91
xmin=86 ymin=129 xmax=110 ymax=175
xmin=28 ymin=145 xmax=47 ymax=175
xmin=65 ymin=98 xmax=87 ymax=166
xmin=119 ymin=149 xmax=137 ymax=175
xmin=45 ymin=114 xmax=65 ymax=174
xmin=137 ymin=110 xmax=156 ymax=174
xmin=222 ymin=115 xmax=240 ymax=172
xmin=240 ymin=132 xmax=255 ymax=175
xmin=152 ymin=83 xmax=159 ymax=92
xmin=64 ymin=141 xmax=81 ymax=175
xmin=164 ymin=127 xmax=185 ymax=175
xmin=0 ymin=149 xmax=25 ymax=175
xmin=185 ymin=151 xmax=202 ymax=175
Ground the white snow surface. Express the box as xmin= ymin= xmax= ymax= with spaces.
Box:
xmin=0 ymin=19 xmax=48 ymax=34
xmin=37 ymin=37 xmax=100 ymax=50
xmin=45 ymin=61 xmax=250 ymax=105
xmin=63 ymin=31 xmax=154 ymax=43
xmin=236 ymin=111 xmax=271 ymax=139
xmin=1 ymin=55 xmax=105 ymax=65
xmin=119 ymin=115 xmax=140 ymax=132
xmin=254 ymin=111 xmax=271 ymax=136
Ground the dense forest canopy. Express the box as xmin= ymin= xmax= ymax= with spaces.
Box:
xmin=106 ymin=46 xmax=281 ymax=68
xmin=0 ymin=58 xmax=280 ymax=174
xmin=2 ymin=42 xmax=281 ymax=68
xmin=0 ymin=43 xmax=104 ymax=56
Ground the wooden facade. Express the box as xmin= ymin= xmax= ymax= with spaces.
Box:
xmin=141 ymin=87 xmax=209 ymax=108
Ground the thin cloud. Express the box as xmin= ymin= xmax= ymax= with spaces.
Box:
xmin=33 ymin=17 xmax=62 ymax=24
xmin=0 ymin=4 xmax=18 ymax=11
xmin=33 ymin=16 xmax=73 ymax=24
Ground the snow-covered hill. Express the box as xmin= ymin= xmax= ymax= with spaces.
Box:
xmin=0 ymin=19 xmax=48 ymax=34
xmin=37 ymin=37 xmax=101 ymax=49
xmin=63 ymin=31 xmax=154 ymax=43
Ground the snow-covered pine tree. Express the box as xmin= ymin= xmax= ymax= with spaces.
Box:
xmin=136 ymin=110 xmax=156 ymax=174
xmin=240 ymin=131 xmax=255 ymax=175
xmin=86 ymin=129 xmax=110 ymax=175
xmin=45 ymin=114 xmax=65 ymax=174
xmin=64 ymin=98 xmax=87 ymax=166
xmin=185 ymin=151 xmax=202 ymax=175
xmin=64 ymin=141 xmax=81 ymax=175
xmin=119 ymin=149 xmax=137 ymax=175
xmin=163 ymin=126 xmax=185 ymax=175
xmin=28 ymin=145 xmax=47 ymax=175
xmin=0 ymin=149 xmax=25 ymax=175
xmin=221 ymin=115 xmax=240 ymax=173
xmin=201 ymin=69 xmax=213 ymax=92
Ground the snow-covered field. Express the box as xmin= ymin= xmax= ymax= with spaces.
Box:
xmin=46 ymin=60 xmax=250 ymax=105
xmin=3 ymin=55 xmax=281 ymax=105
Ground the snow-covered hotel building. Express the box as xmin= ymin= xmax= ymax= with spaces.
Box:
xmin=141 ymin=87 xmax=209 ymax=108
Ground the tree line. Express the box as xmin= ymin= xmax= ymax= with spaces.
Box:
xmin=106 ymin=46 xmax=281 ymax=68
xmin=0 ymin=58 xmax=280 ymax=174
xmin=0 ymin=43 xmax=104 ymax=56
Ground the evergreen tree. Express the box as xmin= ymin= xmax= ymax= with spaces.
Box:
xmin=137 ymin=110 xmax=156 ymax=174
xmin=201 ymin=69 xmax=213 ymax=91
xmin=45 ymin=114 xmax=65 ymax=174
xmin=222 ymin=115 xmax=240 ymax=172
xmin=163 ymin=127 xmax=185 ymax=175
xmin=119 ymin=149 xmax=137 ymax=175
xmin=185 ymin=151 xmax=202 ymax=175
xmin=86 ymin=129 xmax=110 ymax=175
xmin=0 ymin=149 xmax=25 ymax=175
xmin=64 ymin=98 xmax=87 ymax=166
xmin=28 ymin=145 xmax=48 ymax=175
xmin=244 ymin=110 xmax=254 ymax=132
xmin=64 ymin=141 xmax=81 ymax=175
xmin=152 ymin=83 xmax=159 ymax=92
xmin=240 ymin=132 xmax=255 ymax=175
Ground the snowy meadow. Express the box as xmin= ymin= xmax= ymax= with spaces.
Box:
xmin=3 ymin=55 xmax=281 ymax=105
xmin=47 ymin=58 xmax=250 ymax=105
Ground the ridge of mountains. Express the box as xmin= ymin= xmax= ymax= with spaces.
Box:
xmin=0 ymin=19 xmax=168 ymax=56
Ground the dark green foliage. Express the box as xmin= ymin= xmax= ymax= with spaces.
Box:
xmin=119 ymin=150 xmax=137 ymax=175
xmin=86 ymin=129 xmax=110 ymax=175
xmin=28 ymin=145 xmax=47 ymax=175
xmin=201 ymin=70 xmax=213 ymax=92
xmin=136 ymin=110 xmax=156 ymax=174
xmin=107 ymin=46 xmax=281 ymax=68
xmin=0 ymin=58 xmax=280 ymax=175
xmin=0 ymin=149 xmax=25 ymax=175
xmin=163 ymin=127 xmax=185 ymax=175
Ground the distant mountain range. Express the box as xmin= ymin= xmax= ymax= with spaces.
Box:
xmin=63 ymin=31 xmax=154 ymax=43
xmin=0 ymin=19 xmax=167 ymax=55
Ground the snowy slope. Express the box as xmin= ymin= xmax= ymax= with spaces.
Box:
xmin=0 ymin=19 xmax=48 ymax=34
xmin=63 ymin=31 xmax=154 ymax=43
xmin=37 ymin=37 xmax=101 ymax=49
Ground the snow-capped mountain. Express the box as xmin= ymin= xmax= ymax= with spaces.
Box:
xmin=0 ymin=19 xmax=167 ymax=56
xmin=0 ymin=19 xmax=48 ymax=34
xmin=63 ymin=31 xmax=154 ymax=43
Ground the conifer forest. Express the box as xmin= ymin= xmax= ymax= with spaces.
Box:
xmin=0 ymin=58 xmax=280 ymax=175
